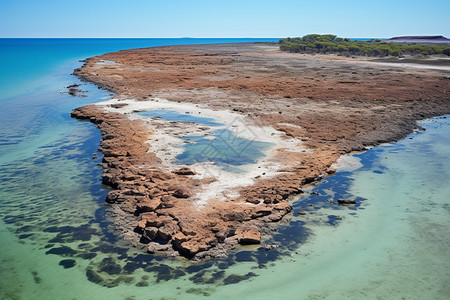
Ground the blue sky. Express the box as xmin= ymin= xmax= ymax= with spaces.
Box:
xmin=1 ymin=0 xmax=449 ymax=38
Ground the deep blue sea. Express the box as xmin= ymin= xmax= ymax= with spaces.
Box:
xmin=0 ymin=38 xmax=448 ymax=299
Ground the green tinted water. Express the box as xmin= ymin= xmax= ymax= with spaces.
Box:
xmin=2 ymin=116 xmax=448 ymax=300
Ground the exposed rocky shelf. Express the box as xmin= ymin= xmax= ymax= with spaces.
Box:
xmin=72 ymin=43 xmax=450 ymax=260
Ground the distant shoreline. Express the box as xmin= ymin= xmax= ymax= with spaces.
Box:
xmin=387 ymin=35 xmax=450 ymax=44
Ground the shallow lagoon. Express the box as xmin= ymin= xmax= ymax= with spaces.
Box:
xmin=137 ymin=110 xmax=224 ymax=127
xmin=177 ymin=129 xmax=274 ymax=173
xmin=0 ymin=39 xmax=449 ymax=299
xmin=137 ymin=109 xmax=274 ymax=173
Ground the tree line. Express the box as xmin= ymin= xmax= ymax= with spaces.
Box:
xmin=279 ymin=34 xmax=450 ymax=57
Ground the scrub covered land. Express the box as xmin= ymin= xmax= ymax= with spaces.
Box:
xmin=279 ymin=34 xmax=450 ymax=57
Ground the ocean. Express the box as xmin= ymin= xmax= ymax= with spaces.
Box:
xmin=0 ymin=38 xmax=448 ymax=300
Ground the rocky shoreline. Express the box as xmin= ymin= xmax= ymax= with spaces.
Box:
xmin=72 ymin=43 xmax=450 ymax=260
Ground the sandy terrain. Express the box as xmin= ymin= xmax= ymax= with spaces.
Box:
xmin=71 ymin=43 xmax=450 ymax=260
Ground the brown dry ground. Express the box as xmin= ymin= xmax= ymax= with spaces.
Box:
xmin=72 ymin=43 xmax=450 ymax=260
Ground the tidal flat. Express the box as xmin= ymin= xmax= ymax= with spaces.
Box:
xmin=1 ymin=39 xmax=449 ymax=299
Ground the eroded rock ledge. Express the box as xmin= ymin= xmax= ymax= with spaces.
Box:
xmin=72 ymin=43 xmax=450 ymax=260
xmin=71 ymin=105 xmax=299 ymax=260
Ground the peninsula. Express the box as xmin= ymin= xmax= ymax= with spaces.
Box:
xmin=71 ymin=41 xmax=450 ymax=260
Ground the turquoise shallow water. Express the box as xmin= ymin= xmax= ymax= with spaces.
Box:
xmin=137 ymin=109 xmax=274 ymax=172
xmin=177 ymin=129 xmax=274 ymax=173
xmin=0 ymin=39 xmax=449 ymax=299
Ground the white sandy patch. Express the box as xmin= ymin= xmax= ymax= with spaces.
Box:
xmin=331 ymin=155 xmax=363 ymax=172
xmin=96 ymin=97 xmax=308 ymax=207
xmin=95 ymin=60 xmax=119 ymax=65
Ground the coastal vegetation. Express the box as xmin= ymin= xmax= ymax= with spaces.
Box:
xmin=279 ymin=34 xmax=450 ymax=57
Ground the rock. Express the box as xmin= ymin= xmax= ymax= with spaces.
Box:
xmin=172 ymin=235 xmax=199 ymax=257
xmin=264 ymin=244 xmax=279 ymax=250
xmin=110 ymin=103 xmax=128 ymax=109
xmin=251 ymin=208 xmax=271 ymax=219
xmin=236 ymin=227 xmax=261 ymax=245
xmin=172 ymin=167 xmax=196 ymax=175
xmin=223 ymin=211 xmax=251 ymax=222
xmin=268 ymin=211 xmax=285 ymax=222
xmin=105 ymin=190 xmax=127 ymax=203
xmin=136 ymin=219 xmax=147 ymax=232
xmin=172 ymin=188 xmax=191 ymax=198
xmin=146 ymin=215 xmax=172 ymax=228
xmin=143 ymin=227 xmax=158 ymax=240
xmin=298 ymin=210 xmax=306 ymax=215
xmin=136 ymin=198 xmax=161 ymax=212
xmin=147 ymin=242 xmax=171 ymax=254
xmin=135 ymin=212 xmax=158 ymax=232
xmin=157 ymin=222 xmax=179 ymax=240
xmin=338 ymin=198 xmax=356 ymax=205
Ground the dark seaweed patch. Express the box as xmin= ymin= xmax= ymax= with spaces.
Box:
xmin=272 ymin=220 xmax=310 ymax=250
xmin=86 ymin=268 xmax=133 ymax=288
xmin=223 ymin=272 xmax=258 ymax=285
xmin=127 ymin=253 xmax=153 ymax=263
xmin=3 ymin=215 xmax=22 ymax=224
xmin=18 ymin=233 xmax=33 ymax=239
xmin=185 ymin=261 xmax=213 ymax=274
xmin=186 ymin=287 xmax=211 ymax=296
xmin=86 ymin=268 xmax=104 ymax=285
xmin=91 ymin=242 xmax=128 ymax=255
xmin=189 ymin=270 xmax=207 ymax=284
xmin=31 ymin=271 xmax=41 ymax=284
xmin=16 ymin=225 xmax=34 ymax=232
xmin=45 ymin=224 xmax=98 ymax=243
xmin=117 ymin=254 xmax=128 ymax=260
xmin=172 ymin=269 xmax=186 ymax=279
xmin=234 ymin=251 xmax=254 ymax=262
xmin=59 ymin=259 xmax=76 ymax=269
xmin=78 ymin=252 xmax=97 ymax=260
xmin=123 ymin=262 xmax=140 ymax=274
xmin=144 ymin=264 xmax=175 ymax=282
xmin=122 ymin=254 xmax=153 ymax=273
xmin=215 ymin=262 xmax=231 ymax=270
xmin=254 ymin=247 xmax=282 ymax=267
xmin=327 ymin=215 xmax=341 ymax=226
xmin=98 ymin=257 xmax=122 ymax=275
xmin=45 ymin=246 xmax=77 ymax=256
xmin=211 ymin=270 xmax=225 ymax=280
xmin=202 ymin=270 xmax=226 ymax=284
xmin=136 ymin=281 xmax=149 ymax=287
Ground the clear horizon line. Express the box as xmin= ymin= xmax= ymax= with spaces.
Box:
xmin=0 ymin=36 xmax=281 ymax=39
xmin=0 ymin=36 xmax=393 ymax=39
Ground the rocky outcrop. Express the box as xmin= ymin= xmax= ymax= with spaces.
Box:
xmin=71 ymin=105 xmax=298 ymax=260
xmin=72 ymin=43 xmax=450 ymax=261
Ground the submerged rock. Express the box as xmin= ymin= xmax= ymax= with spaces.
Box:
xmin=337 ymin=198 xmax=356 ymax=205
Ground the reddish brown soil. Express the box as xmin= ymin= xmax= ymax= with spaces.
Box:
xmin=72 ymin=43 xmax=450 ymax=260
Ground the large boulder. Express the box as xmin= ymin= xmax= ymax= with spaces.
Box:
xmin=236 ymin=227 xmax=261 ymax=245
